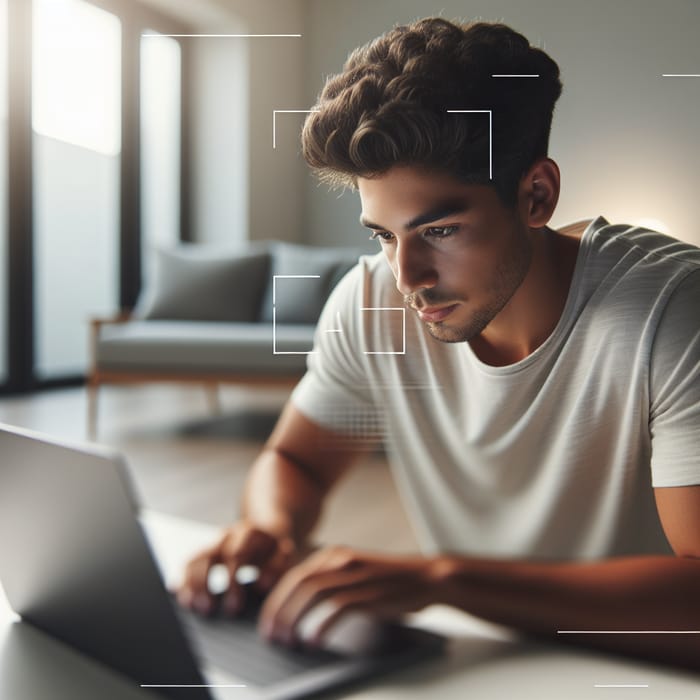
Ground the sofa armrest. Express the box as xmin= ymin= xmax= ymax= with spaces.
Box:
xmin=88 ymin=311 xmax=133 ymax=378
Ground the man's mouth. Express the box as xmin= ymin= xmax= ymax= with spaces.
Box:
xmin=415 ymin=304 xmax=459 ymax=323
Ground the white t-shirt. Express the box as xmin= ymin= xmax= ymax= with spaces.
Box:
xmin=291 ymin=217 xmax=700 ymax=560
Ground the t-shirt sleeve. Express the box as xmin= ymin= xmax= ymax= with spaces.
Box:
xmin=290 ymin=259 xmax=378 ymax=434
xmin=649 ymin=267 xmax=700 ymax=487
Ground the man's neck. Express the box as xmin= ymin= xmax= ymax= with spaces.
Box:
xmin=468 ymin=223 xmax=585 ymax=366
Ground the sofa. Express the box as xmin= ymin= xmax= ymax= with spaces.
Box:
xmin=87 ymin=240 xmax=363 ymax=437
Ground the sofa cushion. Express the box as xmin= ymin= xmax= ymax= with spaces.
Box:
xmin=260 ymin=243 xmax=361 ymax=324
xmin=135 ymin=246 xmax=270 ymax=322
xmin=97 ymin=321 xmax=312 ymax=374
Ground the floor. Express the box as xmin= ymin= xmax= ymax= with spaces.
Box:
xmin=0 ymin=383 xmax=418 ymax=552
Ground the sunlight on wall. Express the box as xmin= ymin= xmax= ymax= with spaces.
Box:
xmin=141 ymin=31 xmax=181 ymax=266
xmin=32 ymin=0 xmax=121 ymax=155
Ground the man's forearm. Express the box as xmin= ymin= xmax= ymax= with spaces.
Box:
xmin=433 ymin=554 xmax=700 ymax=669
xmin=241 ymin=447 xmax=328 ymax=546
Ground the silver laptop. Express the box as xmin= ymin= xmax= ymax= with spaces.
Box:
xmin=0 ymin=423 xmax=444 ymax=699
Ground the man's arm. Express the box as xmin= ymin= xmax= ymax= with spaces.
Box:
xmin=437 ymin=486 xmax=700 ymax=664
xmin=178 ymin=402 xmax=369 ymax=612
xmin=240 ymin=401 xmax=361 ymax=544
xmin=260 ymin=485 xmax=700 ymax=670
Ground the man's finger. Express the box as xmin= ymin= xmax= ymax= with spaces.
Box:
xmin=261 ymin=566 xmax=381 ymax=644
xmin=219 ymin=528 xmax=292 ymax=615
xmin=221 ymin=527 xmax=278 ymax=566
xmin=180 ymin=545 xmax=221 ymax=614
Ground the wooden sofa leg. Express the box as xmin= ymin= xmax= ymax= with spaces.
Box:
xmin=87 ymin=380 xmax=99 ymax=440
xmin=204 ymin=383 xmax=222 ymax=416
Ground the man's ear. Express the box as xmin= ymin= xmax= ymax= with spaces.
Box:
xmin=521 ymin=158 xmax=560 ymax=228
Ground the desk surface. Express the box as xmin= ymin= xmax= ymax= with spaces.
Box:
xmin=1 ymin=511 xmax=698 ymax=699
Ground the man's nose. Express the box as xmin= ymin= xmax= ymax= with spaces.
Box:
xmin=393 ymin=239 xmax=438 ymax=296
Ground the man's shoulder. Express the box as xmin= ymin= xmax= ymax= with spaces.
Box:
xmin=587 ymin=218 xmax=700 ymax=273
xmin=335 ymin=250 xmax=400 ymax=304
xmin=578 ymin=218 xmax=700 ymax=342
xmin=581 ymin=218 xmax=700 ymax=306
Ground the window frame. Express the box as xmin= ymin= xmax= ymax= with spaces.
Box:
xmin=1 ymin=0 xmax=191 ymax=394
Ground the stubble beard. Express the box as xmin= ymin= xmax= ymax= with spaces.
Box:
xmin=407 ymin=232 xmax=534 ymax=344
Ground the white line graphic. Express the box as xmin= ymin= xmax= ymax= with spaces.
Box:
xmin=142 ymin=34 xmax=301 ymax=38
xmin=360 ymin=307 xmax=406 ymax=355
xmin=272 ymin=110 xmax=320 ymax=148
xmin=558 ymin=630 xmax=700 ymax=634
xmin=141 ymin=684 xmax=247 ymax=688
xmin=324 ymin=311 xmax=343 ymax=334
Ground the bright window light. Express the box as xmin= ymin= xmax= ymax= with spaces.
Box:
xmin=32 ymin=0 xmax=121 ymax=155
xmin=0 ymin=0 xmax=7 ymax=121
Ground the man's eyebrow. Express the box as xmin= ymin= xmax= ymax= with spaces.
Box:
xmin=359 ymin=200 xmax=469 ymax=232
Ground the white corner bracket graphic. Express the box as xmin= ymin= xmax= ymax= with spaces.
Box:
xmin=360 ymin=307 xmax=406 ymax=355
xmin=272 ymin=275 xmax=320 ymax=355
xmin=445 ymin=110 xmax=493 ymax=180
xmin=141 ymin=685 xmax=247 ymax=689
xmin=324 ymin=311 xmax=343 ymax=335
xmin=272 ymin=110 xmax=320 ymax=149
xmin=141 ymin=34 xmax=302 ymax=38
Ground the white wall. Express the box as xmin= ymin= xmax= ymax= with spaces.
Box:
xmin=141 ymin=0 xmax=306 ymax=245
xmin=188 ymin=17 xmax=250 ymax=245
xmin=180 ymin=0 xmax=306 ymax=245
xmin=301 ymin=0 xmax=700 ymax=248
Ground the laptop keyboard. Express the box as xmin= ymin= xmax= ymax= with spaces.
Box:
xmin=174 ymin=600 xmax=343 ymax=687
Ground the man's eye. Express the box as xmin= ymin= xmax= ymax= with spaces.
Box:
xmin=369 ymin=231 xmax=394 ymax=242
xmin=425 ymin=225 xmax=459 ymax=239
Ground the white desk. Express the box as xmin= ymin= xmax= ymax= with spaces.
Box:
xmin=1 ymin=511 xmax=698 ymax=699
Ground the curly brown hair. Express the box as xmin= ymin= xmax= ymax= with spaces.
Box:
xmin=302 ymin=17 xmax=562 ymax=208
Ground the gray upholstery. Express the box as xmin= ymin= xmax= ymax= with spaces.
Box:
xmin=97 ymin=321 xmax=313 ymax=374
xmin=135 ymin=246 xmax=270 ymax=322
xmin=94 ymin=241 xmax=362 ymax=382
xmin=260 ymin=243 xmax=361 ymax=324
xmin=88 ymin=242 xmax=364 ymax=437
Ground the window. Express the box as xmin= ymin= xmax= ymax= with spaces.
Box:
xmin=0 ymin=0 xmax=7 ymax=384
xmin=32 ymin=0 xmax=121 ymax=378
xmin=0 ymin=0 xmax=188 ymax=392
xmin=32 ymin=0 xmax=121 ymax=155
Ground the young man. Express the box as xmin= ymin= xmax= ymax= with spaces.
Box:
xmin=179 ymin=18 xmax=700 ymax=668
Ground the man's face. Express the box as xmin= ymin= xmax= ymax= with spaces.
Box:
xmin=358 ymin=165 xmax=533 ymax=343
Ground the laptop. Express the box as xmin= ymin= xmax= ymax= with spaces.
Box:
xmin=0 ymin=423 xmax=444 ymax=699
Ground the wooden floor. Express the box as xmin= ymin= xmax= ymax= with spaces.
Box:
xmin=0 ymin=383 xmax=418 ymax=552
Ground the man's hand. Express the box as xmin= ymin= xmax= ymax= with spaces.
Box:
xmin=258 ymin=546 xmax=441 ymax=647
xmin=177 ymin=522 xmax=299 ymax=616
xmin=176 ymin=405 xmax=369 ymax=622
